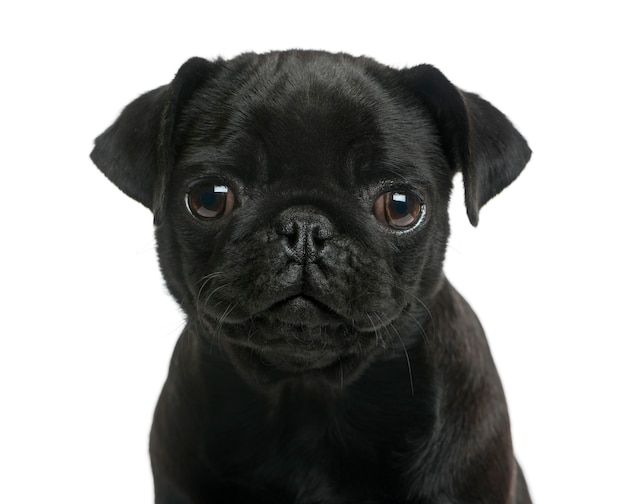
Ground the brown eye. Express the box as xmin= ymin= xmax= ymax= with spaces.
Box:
xmin=187 ymin=184 xmax=235 ymax=219
xmin=374 ymin=191 xmax=424 ymax=230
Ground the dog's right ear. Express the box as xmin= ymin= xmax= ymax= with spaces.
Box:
xmin=90 ymin=57 xmax=219 ymax=218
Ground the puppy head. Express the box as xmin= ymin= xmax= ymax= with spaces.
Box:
xmin=91 ymin=51 xmax=530 ymax=387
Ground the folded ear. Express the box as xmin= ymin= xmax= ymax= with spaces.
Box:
xmin=90 ymin=57 xmax=219 ymax=220
xmin=399 ymin=65 xmax=532 ymax=226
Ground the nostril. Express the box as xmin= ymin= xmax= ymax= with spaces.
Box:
xmin=311 ymin=223 xmax=332 ymax=249
xmin=275 ymin=207 xmax=334 ymax=262
xmin=276 ymin=220 xmax=298 ymax=246
xmin=312 ymin=233 xmax=325 ymax=249
xmin=275 ymin=219 xmax=304 ymax=260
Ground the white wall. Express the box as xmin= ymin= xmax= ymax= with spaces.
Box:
xmin=1 ymin=1 xmax=624 ymax=502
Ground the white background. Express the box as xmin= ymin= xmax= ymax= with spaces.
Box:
xmin=1 ymin=1 xmax=624 ymax=502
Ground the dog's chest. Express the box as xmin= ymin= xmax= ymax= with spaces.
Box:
xmin=206 ymin=386 xmax=410 ymax=502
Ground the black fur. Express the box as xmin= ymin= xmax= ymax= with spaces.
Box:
xmin=91 ymin=50 xmax=532 ymax=503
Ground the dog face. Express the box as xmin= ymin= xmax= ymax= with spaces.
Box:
xmin=91 ymin=51 xmax=530 ymax=387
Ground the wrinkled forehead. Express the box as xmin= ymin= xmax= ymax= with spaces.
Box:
xmin=177 ymin=56 xmax=439 ymax=189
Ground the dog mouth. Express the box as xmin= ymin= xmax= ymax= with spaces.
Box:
xmin=259 ymin=294 xmax=344 ymax=327
xmin=216 ymin=294 xmax=380 ymax=385
xmin=200 ymin=286 xmax=408 ymax=386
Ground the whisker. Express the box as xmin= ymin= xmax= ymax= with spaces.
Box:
xmin=393 ymin=284 xmax=435 ymax=330
xmin=352 ymin=274 xmax=436 ymax=349
xmin=376 ymin=313 xmax=415 ymax=396
xmin=339 ymin=359 xmax=344 ymax=392
xmin=366 ymin=312 xmax=384 ymax=348
xmin=202 ymin=284 xmax=230 ymax=312
xmin=404 ymin=311 xmax=432 ymax=353
xmin=215 ymin=303 xmax=237 ymax=334
xmin=195 ymin=271 xmax=225 ymax=314
xmin=193 ymin=271 xmax=225 ymax=288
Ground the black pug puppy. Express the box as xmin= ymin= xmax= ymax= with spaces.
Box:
xmin=91 ymin=50 xmax=532 ymax=503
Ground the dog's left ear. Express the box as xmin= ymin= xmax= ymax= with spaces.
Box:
xmin=90 ymin=57 xmax=219 ymax=224
xmin=399 ymin=65 xmax=531 ymax=226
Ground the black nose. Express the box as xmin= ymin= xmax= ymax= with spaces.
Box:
xmin=275 ymin=207 xmax=334 ymax=263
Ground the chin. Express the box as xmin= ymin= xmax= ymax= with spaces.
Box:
xmin=214 ymin=316 xmax=381 ymax=390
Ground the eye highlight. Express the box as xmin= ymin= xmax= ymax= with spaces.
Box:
xmin=374 ymin=191 xmax=424 ymax=230
xmin=186 ymin=184 xmax=235 ymax=219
